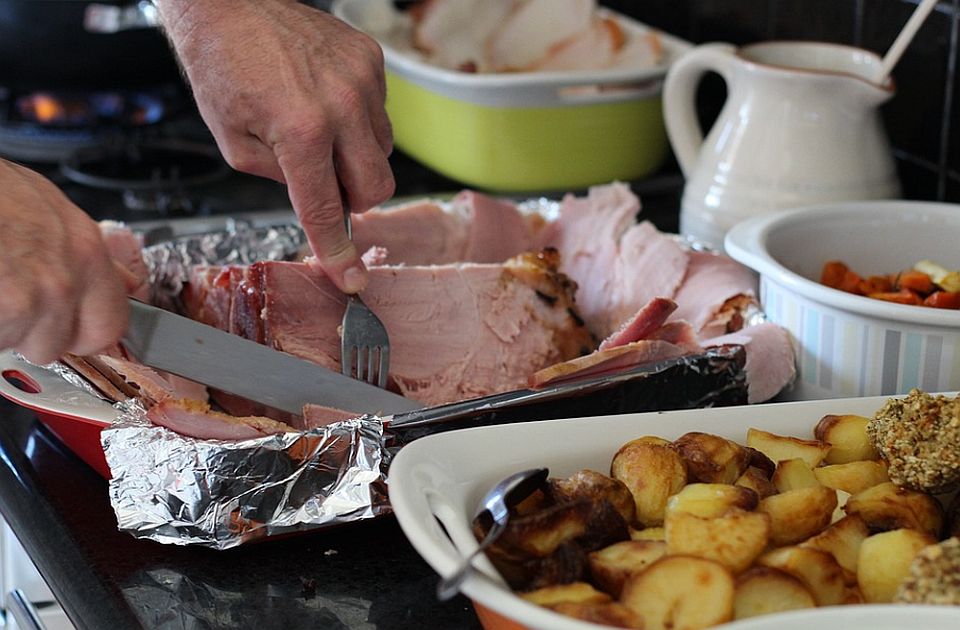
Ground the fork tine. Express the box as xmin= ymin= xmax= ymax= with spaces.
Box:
xmin=377 ymin=346 xmax=389 ymax=388
xmin=366 ymin=347 xmax=377 ymax=385
xmin=341 ymin=345 xmax=353 ymax=376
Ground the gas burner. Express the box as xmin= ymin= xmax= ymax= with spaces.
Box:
xmin=0 ymin=87 xmax=181 ymax=163
xmin=60 ymin=140 xmax=230 ymax=214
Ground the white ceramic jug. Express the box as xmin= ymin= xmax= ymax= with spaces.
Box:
xmin=664 ymin=41 xmax=901 ymax=250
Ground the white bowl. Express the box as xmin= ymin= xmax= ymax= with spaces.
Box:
xmin=725 ymin=201 xmax=960 ymax=400
xmin=388 ymin=395 xmax=960 ymax=630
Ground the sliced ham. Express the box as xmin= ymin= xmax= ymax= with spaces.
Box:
xmin=181 ymin=265 xmax=234 ymax=330
xmin=541 ymin=182 xmax=688 ymax=338
xmin=453 ymin=190 xmax=542 ymax=263
xmin=96 ymin=355 xmax=208 ymax=405
xmin=146 ymin=399 xmax=292 ymax=441
xmin=706 ymin=323 xmax=796 ymax=403
xmin=99 ymin=221 xmax=150 ymax=301
xmin=599 ymin=297 xmax=677 ymax=350
xmin=242 ymin=251 xmax=591 ymax=407
xmin=670 ymin=251 xmax=759 ymax=339
xmin=302 ymin=404 xmax=361 ymax=428
xmin=351 ymin=200 xmax=469 ymax=265
xmin=487 ymin=0 xmax=594 ymax=71
xmin=529 ymin=338 xmax=693 ymax=388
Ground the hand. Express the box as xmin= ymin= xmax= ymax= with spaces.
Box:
xmin=157 ymin=0 xmax=395 ymax=293
xmin=0 ymin=161 xmax=129 ymax=364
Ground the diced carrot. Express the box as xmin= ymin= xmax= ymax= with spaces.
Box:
xmin=820 ymin=261 xmax=849 ymax=289
xmin=923 ymin=291 xmax=960 ymax=309
xmin=895 ymin=270 xmax=935 ymax=295
xmin=838 ymin=270 xmax=864 ymax=294
xmin=858 ymin=275 xmax=893 ymax=295
xmin=868 ymin=289 xmax=923 ymax=305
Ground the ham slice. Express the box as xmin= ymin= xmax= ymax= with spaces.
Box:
xmin=541 ymin=182 xmax=688 ymax=338
xmin=238 ymin=251 xmax=591 ymax=407
xmin=99 ymin=221 xmax=150 ymax=301
xmin=706 ymin=323 xmax=796 ymax=404
xmin=96 ymin=355 xmax=208 ymax=405
xmin=351 ymin=200 xmax=469 ymax=265
xmin=530 ymin=339 xmax=693 ymax=388
xmin=599 ymin=297 xmax=677 ymax=350
xmin=146 ymin=399 xmax=292 ymax=441
xmin=671 ymin=251 xmax=759 ymax=339
xmin=302 ymin=404 xmax=361 ymax=428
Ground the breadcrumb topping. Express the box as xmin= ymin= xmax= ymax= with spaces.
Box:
xmin=894 ymin=537 xmax=960 ymax=605
xmin=866 ymin=389 xmax=960 ymax=493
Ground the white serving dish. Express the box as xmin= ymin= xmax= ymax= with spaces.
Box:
xmin=725 ymin=201 xmax=960 ymax=401
xmin=388 ymin=394 xmax=960 ymax=630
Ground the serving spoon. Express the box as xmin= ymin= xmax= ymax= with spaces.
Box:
xmin=436 ymin=467 xmax=550 ymax=601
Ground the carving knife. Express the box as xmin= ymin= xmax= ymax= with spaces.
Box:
xmin=122 ymin=299 xmax=422 ymax=416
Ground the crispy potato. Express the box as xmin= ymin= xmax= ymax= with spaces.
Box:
xmin=813 ymin=460 xmax=890 ymax=495
xmin=800 ymin=514 xmax=870 ymax=582
xmin=843 ymin=482 xmax=944 ymax=538
xmin=622 ymin=436 xmax=671 ymax=447
xmin=521 ymin=581 xmax=612 ymax=606
xmin=736 ymin=466 xmax=778 ymax=499
xmin=671 ymin=432 xmax=751 ymax=484
xmin=551 ymin=601 xmax=643 ymax=628
xmin=665 ymin=483 xmax=759 ymax=519
xmin=745 ymin=446 xmax=776 ymax=477
xmin=814 ymin=414 xmax=879 ymax=464
xmin=747 ymin=428 xmax=831 ymax=468
xmin=758 ymin=486 xmax=838 ymax=546
xmin=772 ymin=458 xmax=820 ymax=492
xmin=621 ymin=556 xmax=734 ymax=630
xmin=629 ymin=526 xmax=665 ymax=541
xmin=611 ymin=441 xmax=687 ymax=527
xmin=588 ymin=540 xmax=668 ymax=597
xmin=758 ymin=546 xmax=846 ymax=606
xmin=733 ymin=567 xmax=816 ymax=620
xmin=843 ymin=585 xmax=865 ymax=604
xmin=549 ymin=469 xmax=636 ymax=525
xmin=857 ymin=528 xmax=936 ymax=603
xmin=831 ymin=489 xmax=851 ymax=524
xmin=665 ymin=509 xmax=771 ymax=574
xmin=499 ymin=501 xmax=591 ymax=557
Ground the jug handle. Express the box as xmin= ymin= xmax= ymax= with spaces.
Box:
xmin=663 ymin=43 xmax=738 ymax=177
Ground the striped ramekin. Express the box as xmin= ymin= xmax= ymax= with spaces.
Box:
xmin=725 ymin=201 xmax=960 ymax=401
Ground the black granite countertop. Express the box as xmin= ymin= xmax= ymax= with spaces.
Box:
xmin=0 ymin=152 xmax=683 ymax=630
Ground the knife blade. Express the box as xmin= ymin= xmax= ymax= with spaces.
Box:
xmin=122 ymin=299 xmax=422 ymax=416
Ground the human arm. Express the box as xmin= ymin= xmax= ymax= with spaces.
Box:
xmin=0 ymin=160 xmax=129 ymax=364
xmin=155 ymin=0 xmax=395 ymax=293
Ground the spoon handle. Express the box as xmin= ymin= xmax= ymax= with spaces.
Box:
xmin=436 ymin=520 xmax=506 ymax=601
xmin=874 ymin=0 xmax=938 ymax=84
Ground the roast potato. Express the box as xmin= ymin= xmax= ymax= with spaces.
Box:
xmin=733 ymin=566 xmax=816 ymax=620
xmin=747 ymin=428 xmax=830 ymax=468
xmin=857 ymin=528 xmax=936 ymax=603
xmin=813 ymin=413 xmax=879 ymax=464
xmin=588 ymin=540 xmax=668 ymax=597
xmin=813 ymin=460 xmax=889 ymax=495
xmin=550 ymin=601 xmax=643 ymax=628
xmin=772 ymin=458 xmax=820 ymax=492
xmin=611 ymin=440 xmax=687 ymax=527
xmin=671 ymin=432 xmax=751 ymax=484
xmin=800 ymin=513 xmax=870 ymax=583
xmin=735 ymin=466 xmax=778 ymax=499
xmin=548 ymin=469 xmax=636 ymax=526
xmin=520 ymin=581 xmax=611 ymax=606
xmin=665 ymin=483 xmax=759 ymax=519
xmin=620 ymin=556 xmax=734 ymax=630
xmin=628 ymin=526 xmax=665 ymax=541
xmin=843 ymin=482 xmax=944 ymax=538
xmin=665 ymin=509 xmax=771 ymax=574
xmin=758 ymin=486 xmax=837 ymax=546
xmin=758 ymin=546 xmax=846 ymax=606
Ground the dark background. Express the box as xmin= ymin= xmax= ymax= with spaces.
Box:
xmin=603 ymin=0 xmax=960 ymax=203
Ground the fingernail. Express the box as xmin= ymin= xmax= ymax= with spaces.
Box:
xmin=343 ymin=266 xmax=367 ymax=294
